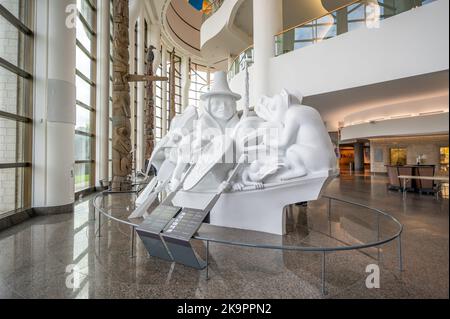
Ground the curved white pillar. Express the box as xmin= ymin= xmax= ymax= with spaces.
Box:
xmin=33 ymin=0 xmax=76 ymax=213
xmin=181 ymin=56 xmax=191 ymax=110
xmin=252 ymin=0 xmax=283 ymax=101
xmin=96 ymin=0 xmax=110 ymax=187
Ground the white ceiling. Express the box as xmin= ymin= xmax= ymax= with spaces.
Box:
xmin=304 ymin=70 xmax=449 ymax=131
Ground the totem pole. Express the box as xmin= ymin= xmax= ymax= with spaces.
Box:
xmin=127 ymin=46 xmax=168 ymax=172
xmin=169 ymin=49 xmax=177 ymax=123
xmin=144 ymin=45 xmax=156 ymax=161
xmin=112 ymin=0 xmax=132 ymax=191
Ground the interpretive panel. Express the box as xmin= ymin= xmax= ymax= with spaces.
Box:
xmin=160 ymin=209 xmax=209 ymax=270
xmin=139 ymin=205 xmax=181 ymax=234
xmin=163 ymin=209 xmax=209 ymax=241
xmin=136 ymin=204 xmax=181 ymax=262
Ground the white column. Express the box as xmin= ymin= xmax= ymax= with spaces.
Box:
xmin=252 ymin=0 xmax=283 ymax=100
xmin=207 ymin=66 xmax=211 ymax=91
xmin=33 ymin=0 xmax=76 ymax=212
xmin=161 ymin=49 xmax=168 ymax=135
xmin=136 ymin=14 xmax=146 ymax=172
xmin=181 ymin=55 xmax=191 ymax=110
xmin=95 ymin=0 xmax=110 ymax=187
xmin=227 ymin=55 xmax=235 ymax=72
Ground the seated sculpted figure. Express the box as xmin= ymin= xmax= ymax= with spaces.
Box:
xmin=169 ymin=72 xmax=241 ymax=191
xmin=235 ymin=90 xmax=336 ymax=188
xmin=149 ymin=105 xmax=198 ymax=173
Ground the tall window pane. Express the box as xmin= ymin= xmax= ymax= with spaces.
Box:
xmin=0 ymin=0 xmax=33 ymax=216
xmin=75 ymin=0 xmax=96 ymax=192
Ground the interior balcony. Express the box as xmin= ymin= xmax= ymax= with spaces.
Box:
xmin=200 ymin=0 xmax=349 ymax=63
xmin=227 ymin=0 xmax=449 ymax=132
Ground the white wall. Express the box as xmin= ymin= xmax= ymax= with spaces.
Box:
xmin=229 ymin=0 xmax=449 ymax=126
xmin=268 ymin=0 xmax=449 ymax=97
xmin=229 ymin=64 xmax=255 ymax=111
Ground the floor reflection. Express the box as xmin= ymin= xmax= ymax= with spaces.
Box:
xmin=0 ymin=174 xmax=448 ymax=299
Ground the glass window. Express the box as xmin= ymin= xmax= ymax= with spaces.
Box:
xmin=0 ymin=0 xmax=20 ymax=18
xmin=76 ymin=75 xmax=92 ymax=106
xmin=0 ymin=0 xmax=33 ymax=216
xmin=75 ymin=105 xmax=91 ymax=133
xmin=75 ymin=0 xmax=96 ymax=192
xmin=189 ymin=63 xmax=211 ymax=109
xmin=75 ymin=134 xmax=92 ymax=161
xmin=74 ymin=163 xmax=92 ymax=192
xmin=76 ymin=46 xmax=92 ymax=79
xmin=0 ymin=167 xmax=25 ymax=215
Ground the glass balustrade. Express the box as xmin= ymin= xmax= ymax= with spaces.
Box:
xmin=274 ymin=0 xmax=437 ymax=57
xmin=227 ymin=46 xmax=254 ymax=80
xmin=226 ymin=0 xmax=437 ymax=80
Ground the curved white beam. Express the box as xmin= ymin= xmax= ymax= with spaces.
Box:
xmin=200 ymin=0 xmax=251 ymax=59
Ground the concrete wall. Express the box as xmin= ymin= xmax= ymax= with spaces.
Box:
xmin=0 ymin=0 xmax=19 ymax=214
xmin=370 ymin=135 xmax=449 ymax=174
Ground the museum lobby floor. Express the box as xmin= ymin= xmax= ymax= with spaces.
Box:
xmin=0 ymin=174 xmax=448 ymax=299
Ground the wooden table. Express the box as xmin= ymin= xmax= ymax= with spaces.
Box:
xmin=399 ymin=175 xmax=449 ymax=199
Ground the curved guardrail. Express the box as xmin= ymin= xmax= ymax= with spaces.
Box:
xmin=92 ymin=188 xmax=404 ymax=295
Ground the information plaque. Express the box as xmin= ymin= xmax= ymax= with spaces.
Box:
xmin=161 ymin=209 xmax=210 ymax=269
xmin=136 ymin=204 xmax=181 ymax=262
xmin=163 ymin=209 xmax=210 ymax=241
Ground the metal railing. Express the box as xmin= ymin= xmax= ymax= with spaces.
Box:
xmin=92 ymin=190 xmax=403 ymax=296
xmin=274 ymin=0 xmax=437 ymax=57
xmin=228 ymin=0 xmax=438 ymax=80
xmin=227 ymin=45 xmax=253 ymax=80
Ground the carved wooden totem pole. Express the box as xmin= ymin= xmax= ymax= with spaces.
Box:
xmin=145 ymin=45 xmax=156 ymax=161
xmin=112 ymin=0 xmax=132 ymax=191
xmin=169 ymin=49 xmax=177 ymax=123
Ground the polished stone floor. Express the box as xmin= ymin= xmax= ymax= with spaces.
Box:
xmin=0 ymin=174 xmax=448 ymax=299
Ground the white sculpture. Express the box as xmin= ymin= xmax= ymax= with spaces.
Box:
xmin=253 ymin=89 xmax=337 ymax=182
xmin=129 ymin=106 xmax=198 ymax=219
xmin=135 ymin=71 xmax=338 ymax=234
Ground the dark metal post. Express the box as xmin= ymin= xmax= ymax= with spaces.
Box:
xmin=98 ymin=209 xmax=101 ymax=238
xmin=206 ymin=241 xmax=210 ymax=280
xmin=321 ymin=251 xmax=327 ymax=296
xmin=327 ymin=198 xmax=332 ymax=236
xmin=130 ymin=226 xmax=136 ymax=258
xmin=398 ymin=234 xmax=403 ymax=272
xmin=377 ymin=213 xmax=381 ymax=263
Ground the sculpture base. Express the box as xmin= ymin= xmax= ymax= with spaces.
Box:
xmin=172 ymin=171 xmax=337 ymax=235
